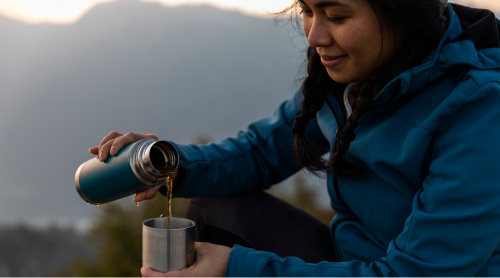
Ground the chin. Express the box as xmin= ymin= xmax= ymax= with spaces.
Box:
xmin=326 ymin=71 xmax=356 ymax=84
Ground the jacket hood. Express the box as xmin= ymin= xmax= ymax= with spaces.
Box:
xmin=372 ymin=3 xmax=500 ymax=107
xmin=452 ymin=4 xmax=500 ymax=50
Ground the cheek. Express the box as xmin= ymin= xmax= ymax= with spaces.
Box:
xmin=359 ymin=18 xmax=382 ymax=56
xmin=338 ymin=20 xmax=381 ymax=59
xmin=334 ymin=26 xmax=364 ymax=54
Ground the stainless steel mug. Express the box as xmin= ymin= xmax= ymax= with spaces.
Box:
xmin=75 ymin=139 xmax=179 ymax=205
xmin=142 ymin=217 xmax=196 ymax=272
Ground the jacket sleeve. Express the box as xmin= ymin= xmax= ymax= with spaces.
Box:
xmin=225 ymin=81 xmax=500 ymax=277
xmin=166 ymin=89 xmax=330 ymax=198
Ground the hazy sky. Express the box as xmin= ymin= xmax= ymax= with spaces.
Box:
xmin=0 ymin=0 xmax=289 ymax=23
xmin=0 ymin=0 xmax=498 ymax=24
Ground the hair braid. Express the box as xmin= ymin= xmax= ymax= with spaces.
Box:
xmin=331 ymin=83 xmax=374 ymax=179
xmin=291 ymin=47 xmax=332 ymax=173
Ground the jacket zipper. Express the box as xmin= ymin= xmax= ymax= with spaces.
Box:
xmin=333 ymin=175 xmax=347 ymax=206
xmin=325 ymin=98 xmax=352 ymax=261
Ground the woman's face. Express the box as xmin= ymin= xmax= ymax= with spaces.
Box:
xmin=299 ymin=0 xmax=397 ymax=84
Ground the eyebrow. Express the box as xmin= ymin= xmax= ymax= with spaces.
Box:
xmin=298 ymin=0 xmax=351 ymax=9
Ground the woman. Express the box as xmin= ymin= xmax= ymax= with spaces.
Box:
xmin=90 ymin=0 xmax=500 ymax=276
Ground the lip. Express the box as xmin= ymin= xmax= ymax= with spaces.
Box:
xmin=320 ymin=55 xmax=347 ymax=67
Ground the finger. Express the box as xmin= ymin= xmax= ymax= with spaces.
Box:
xmin=135 ymin=170 xmax=178 ymax=201
xmin=98 ymin=131 xmax=123 ymax=151
xmin=193 ymin=242 xmax=207 ymax=257
xmin=98 ymin=137 xmax=119 ymax=162
xmin=141 ymin=267 xmax=167 ymax=277
xmin=172 ymin=168 xmax=179 ymax=180
xmin=110 ymin=132 xmax=140 ymax=155
xmin=141 ymin=267 xmax=188 ymax=277
xmin=135 ymin=183 xmax=164 ymax=202
xmin=110 ymin=132 xmax=158 ymax=156
xmin=142 ymin=132 xmax=159 ymax=140
xmin=89 ymin=147 xmax=99 ymax=155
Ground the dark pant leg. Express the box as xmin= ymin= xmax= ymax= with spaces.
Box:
xmin=186 ymin=191 xmax=337 ymax=264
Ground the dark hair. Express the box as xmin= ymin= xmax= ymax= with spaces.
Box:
xmin=286 ymin=0 xmax=447 ymax=179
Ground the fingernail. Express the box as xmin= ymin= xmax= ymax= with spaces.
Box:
xmin=99 ymin=153 xmax=105 ymax=162
xmin=110 ymin=146 xmax=117 ymax=155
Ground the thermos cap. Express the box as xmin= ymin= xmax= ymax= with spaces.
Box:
xmin=131 ymin=139 xmax=180 ymax=184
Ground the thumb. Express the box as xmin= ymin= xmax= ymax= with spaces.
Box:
xmin=135 ymin=183 xmax=164 ymax=202
xmin=141 ymin=267 xmax=189 ymax=277
xmin=89 ymin=147 xmax=99 ymax=155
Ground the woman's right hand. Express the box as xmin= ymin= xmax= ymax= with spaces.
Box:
xmin=89 ymin=131 xmax=160 ymax=160
xmin=89 ymin=131 xmax=178 ymax=203
xmin=89 ymin=131 xmax=158 ymax=161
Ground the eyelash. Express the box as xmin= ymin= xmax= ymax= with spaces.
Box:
xmin=299 ymin=10 xmax=346 ymax=23
xmin=299 ymin=10 xmax=313 ymax=17
xmin=326 ymin=17 xmax=346 ymax=23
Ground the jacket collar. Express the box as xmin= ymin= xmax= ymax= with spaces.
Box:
xmin=372 ymin=3 xmax=500 ymax=107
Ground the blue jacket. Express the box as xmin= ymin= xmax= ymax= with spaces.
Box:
xmin=169 ymin=4 xmax=500 ymax=276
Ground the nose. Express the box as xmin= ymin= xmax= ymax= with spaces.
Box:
xmin=307 ymin=18 xmax=334 ymax=47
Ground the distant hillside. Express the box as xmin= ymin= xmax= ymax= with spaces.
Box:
xmin=0 ymin=0 xmax=308 ymax=225
xmin=0 ymin=225 xmax=95 ymax=276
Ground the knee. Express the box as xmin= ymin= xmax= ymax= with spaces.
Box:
xmin=186 ymin=197 xmax=215 ymax=220
xmin=187 ymin=197 xmax=213 ymax=211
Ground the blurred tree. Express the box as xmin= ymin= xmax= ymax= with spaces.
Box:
xmin=193 ymin=135 xmax=213 ymax=145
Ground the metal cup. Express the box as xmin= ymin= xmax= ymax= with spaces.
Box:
xmin=142 ymin=217 xmax=196 ymax=273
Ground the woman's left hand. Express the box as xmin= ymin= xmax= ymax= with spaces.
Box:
xmin=141 ymin=242 xmax=232 ymax=277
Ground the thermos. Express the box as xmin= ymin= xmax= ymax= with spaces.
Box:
xmin=75 ymin=139 xmax=179 ymax=205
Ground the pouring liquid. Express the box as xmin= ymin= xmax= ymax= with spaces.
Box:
xmin=151 ymin=144 xmax=176 ymax=229
xmin=164 ymin=172 xmax=173 ymax=229
xmin=155 ymin=173 xmax=173 ymax=228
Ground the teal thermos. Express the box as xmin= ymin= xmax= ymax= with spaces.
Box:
xmin=74 ymin=139 xmax=179 ymax=205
